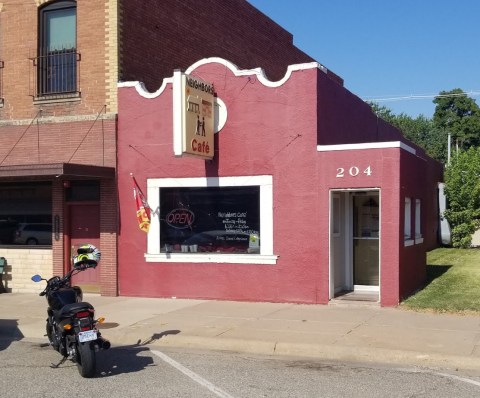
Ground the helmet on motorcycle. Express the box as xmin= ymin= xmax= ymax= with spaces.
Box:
xmin=73 ymin=244 xmax=101 ymax=268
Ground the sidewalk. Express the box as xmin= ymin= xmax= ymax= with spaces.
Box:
xmin=1 ymin=293 xmax=479 ymax=373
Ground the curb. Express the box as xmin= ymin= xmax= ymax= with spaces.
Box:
xmin=14 ymin=331 xmax=480 ymax=373
xmin=115 ymin=334 xmax=480 ymax=373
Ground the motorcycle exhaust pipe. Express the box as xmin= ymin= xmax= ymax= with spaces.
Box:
xmin=95 ymin=336 xmax=111 ymax=350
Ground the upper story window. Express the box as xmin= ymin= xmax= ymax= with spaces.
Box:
xmin=35 ymin=1 xmax=79 ymax=98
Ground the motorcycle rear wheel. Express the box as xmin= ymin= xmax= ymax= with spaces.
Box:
xmin=76 ymin=342 xmax=96 ymax=378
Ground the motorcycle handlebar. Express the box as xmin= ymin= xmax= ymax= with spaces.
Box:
xmin=44 ymin=270 xmax=75 ymax=292
xmin=40 ymin=264 xmax=93 ymax=295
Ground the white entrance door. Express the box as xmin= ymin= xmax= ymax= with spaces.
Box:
xmin=330 ymin=190 xmax=380 ymax=298
xmin=352 ymin=192 xmax=380 ymax=288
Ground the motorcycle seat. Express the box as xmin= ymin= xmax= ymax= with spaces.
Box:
xmin=55 ymin=302 xmax=94 ymax=321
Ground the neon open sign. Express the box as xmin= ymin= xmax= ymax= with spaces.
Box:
xmin=165 ymin=208 xmax=195 ymax=229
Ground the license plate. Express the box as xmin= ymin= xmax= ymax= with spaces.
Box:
xmin=78 ymin=330 xmax=97 ymax=343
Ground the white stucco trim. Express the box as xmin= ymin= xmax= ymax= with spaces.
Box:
xmin=118 ymin=79 xmax=173 ymax=99
xmin=118 ymin=57 xmax=327 ymax=98
xmin=185 ymin=57 xmax=327 ymax=88
xmin=145 ymin=253 xmax=278 ymax=265
xmin=145 ymin=175 xmax=277 ymax=265
xmin=317 ymin=141 xmax=416 ymax=155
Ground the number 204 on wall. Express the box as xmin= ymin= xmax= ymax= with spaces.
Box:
xmin=336 ymin=166 xmax=372 ymax=178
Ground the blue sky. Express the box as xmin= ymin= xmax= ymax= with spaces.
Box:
xmin=247 ymin=0 xmax=480 ymax=118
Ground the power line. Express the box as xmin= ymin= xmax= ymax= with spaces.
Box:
xmin=363 ymin=90 xmax=480 ymax=103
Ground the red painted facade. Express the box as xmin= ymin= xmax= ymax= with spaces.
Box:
xmin=0 ymin=0 xmax=441 ymax=302
xmin=117 ymin=58 xmax=443 ymax=306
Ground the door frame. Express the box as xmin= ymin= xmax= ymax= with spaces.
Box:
xmin=329 ymin=188 xmax=381 ymax=300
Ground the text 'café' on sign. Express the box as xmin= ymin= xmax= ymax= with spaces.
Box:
xmin=173 ymin=71 xmax=215 ymax=160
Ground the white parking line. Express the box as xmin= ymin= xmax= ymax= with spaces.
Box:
xmin=151 ymin=350 xmax=236 ymax=398
xmin=398 ymin=367 xmax=480 ymax=388
xmin=436 ymin=372 xmax=480 ymax=388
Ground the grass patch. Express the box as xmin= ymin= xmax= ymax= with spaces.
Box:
xmin=401 ymin=248 xmax=480 ymax=314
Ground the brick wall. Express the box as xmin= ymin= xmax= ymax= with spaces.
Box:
xmin=106 ymin=0 xmax=119 ymax=114
xmin=100 ymin=178 xmax=118 ymax=296
xmin=0 ymin=117 xmax=117 ymax=167
xmin=1 ymin=0 xmax=342 ymax=120
xmin=0 ymin=1 xmax=118 ymax=296
xmin=0 ymin=248 xmax=53 ymax=293
xmin=0 ymin=0 xmax=111 ymax=120
xmin=120 ymin=0 xmax=343 ymax=92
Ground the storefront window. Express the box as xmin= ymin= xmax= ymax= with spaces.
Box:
xmin=160 ymin=186 xmax=260 ymax=254
xmin=0 ymin=182 xmax=52 ymax=246
xmin=146 ymin=176 xmax=277 ymax=264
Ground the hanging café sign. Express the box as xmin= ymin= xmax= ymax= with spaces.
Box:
xmin=173 ymin=71 xmax=215 ymax=160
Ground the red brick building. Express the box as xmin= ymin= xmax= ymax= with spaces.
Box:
xmin=0 ymin=0 xmax=329 ymax=294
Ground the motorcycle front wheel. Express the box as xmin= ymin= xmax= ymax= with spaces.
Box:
xmin=76 ymin=342 xmax=96 ymax=378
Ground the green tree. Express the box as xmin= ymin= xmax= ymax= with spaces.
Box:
xmin=444 ymin=147 xmax=480 ymax=248
xmin=433 ymin=89 xmax=480 ymax=151
xmin=371 ymin=93 xmax=480 ymax=247
xmin=370 ymin=103 xmax=447 ymax=163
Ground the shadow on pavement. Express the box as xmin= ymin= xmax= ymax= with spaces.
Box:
xmin=137 ymin=330 xmax=181 ymax=345
xmin=96 ymin=330 xmax=181 ymax=377
xmin=97 ymin=345 xmax=155 ymax=376
xmin=0 ymin=319 xmax=23 ymax=351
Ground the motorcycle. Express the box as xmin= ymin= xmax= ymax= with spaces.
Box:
xmin=31 ymin=245 xmax=110 ymax=378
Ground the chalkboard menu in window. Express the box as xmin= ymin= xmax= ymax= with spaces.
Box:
xmin=160 ymin=186 xmax=260 ymax=254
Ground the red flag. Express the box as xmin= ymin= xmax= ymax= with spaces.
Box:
xmin=132 ymin=176 xmax=151 ymax=233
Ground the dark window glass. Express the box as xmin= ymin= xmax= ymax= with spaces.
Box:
xmin=38 ymin=1 xmax=77 ymax=96
xmin=160 ymin=186 xmax=260 ymax=254
xmin=66 ymin=180 xmax=100 ymax=202
xmin=0 ymin=182 xmax=52 ymax=245
xmin=25 ymin=225 xmax=52 ymax=232
xmin=14 ymin=223 xmax=52 ymax=245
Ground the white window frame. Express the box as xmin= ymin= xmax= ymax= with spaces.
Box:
xmin=145 ymin=175 xmax=278 ymax=264
xmin=404 ymin=197 xmax=413 ymax=246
